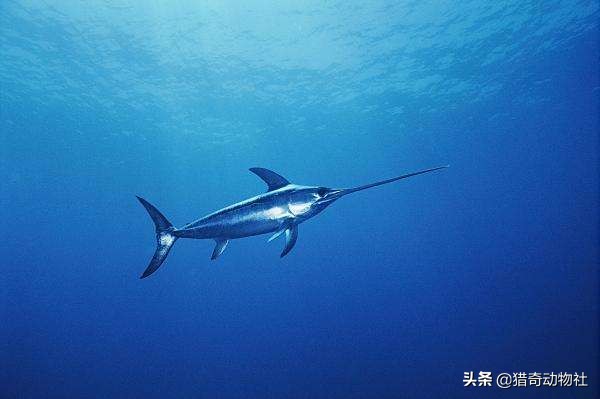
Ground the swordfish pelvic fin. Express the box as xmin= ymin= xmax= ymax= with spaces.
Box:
xmin=211 ymin=239 xmax=229 ymax=260
xmin=249 ymin=167 xmax=290 ymax=191
xmin=281 ymin=225 xmax=298 ymax=258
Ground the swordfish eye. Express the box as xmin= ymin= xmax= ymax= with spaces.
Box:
xmin=317 ymin=187 xmax=328 ymax=197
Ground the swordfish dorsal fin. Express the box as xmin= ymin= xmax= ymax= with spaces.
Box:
xmin=249 ymin=167 xmax=290 ymax=191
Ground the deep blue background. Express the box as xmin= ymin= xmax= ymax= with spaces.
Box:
xmin=1 ymin=1 xmax=598 ymax=398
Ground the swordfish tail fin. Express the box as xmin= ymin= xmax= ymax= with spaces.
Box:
xmin=136 ymin=196 xmax=178 ymax=279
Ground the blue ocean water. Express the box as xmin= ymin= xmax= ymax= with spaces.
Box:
xmin=1 ymin=1 xmax=598 ymax=398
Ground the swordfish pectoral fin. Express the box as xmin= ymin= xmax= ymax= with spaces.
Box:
xmin=267 ymin=226 xmax=287 ymax=242
xmin=249 ymin=167 xmax=290 ymax=191
xmin=211 ymin=239 xmax=229 ymax=260
xmin=280 ymin=225 xmax=298 ymax=258
xmin=267 ymin=223 xmax=298 ymax=257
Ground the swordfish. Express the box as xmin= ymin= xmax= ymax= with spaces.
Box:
xmin=136 ymin=165 xmax=447 ymax=278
